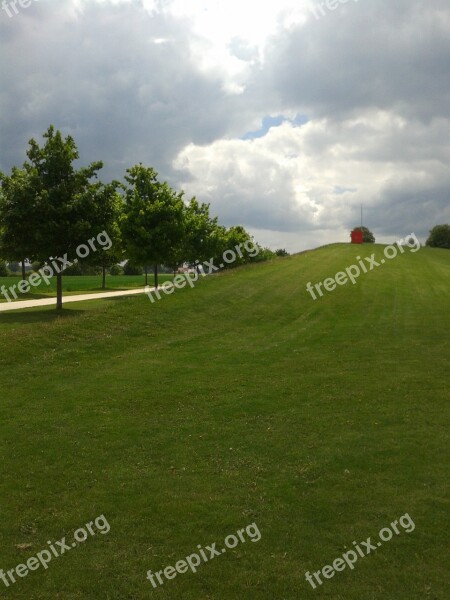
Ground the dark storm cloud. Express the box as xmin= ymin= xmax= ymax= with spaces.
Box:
xmin=256 ymin=0 xmax=450 ymax=121
xmin=0 ymin=0 xmax=449 ymax=251
xmin=0 ymin=0 xmax=257 ymax=182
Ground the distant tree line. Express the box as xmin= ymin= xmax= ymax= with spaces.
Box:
xmin=350 ymin=224 xmax=450 ymax=249
xmin=0 ymin=126 xmax=278 ymax=309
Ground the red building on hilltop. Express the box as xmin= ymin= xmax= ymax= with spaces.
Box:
xmin=351 ymin=229 xmax=363 ymax=244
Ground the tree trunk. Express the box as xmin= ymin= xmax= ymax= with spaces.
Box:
xmin=145 ymin=265 xmax=148 ymax=287
xmin=154 ymin=264 xmax=158 ymax=289
xmin=56 ymin=272 xmax=63 ymax=310
xmin=21 ymin=259 xmax=26 ymax=281
xmin=102 ymin=265 xmax=106 ymax=290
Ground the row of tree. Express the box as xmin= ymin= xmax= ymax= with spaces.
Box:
xmin=0 ymin=126 xmax=279 ymax=309
xmin=352 ymin=224 xmax=450 ymax=248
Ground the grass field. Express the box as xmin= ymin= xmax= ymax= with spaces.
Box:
xmin=0 ymin=274 xmax=175 ymax=302
xmin=0 ymin=243 xmax=448 ymax=599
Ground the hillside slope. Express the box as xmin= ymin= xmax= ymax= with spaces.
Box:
xmin=0 ymin=244 xmax=448 ymax=599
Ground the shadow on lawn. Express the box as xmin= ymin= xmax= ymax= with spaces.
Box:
xmin=0 ymin=292 xmax=52 ymax=303
xmin=0 ymin=308 xmax=84 ymax=327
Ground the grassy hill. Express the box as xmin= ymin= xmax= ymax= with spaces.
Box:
xmin=0 ymin=243 xmax=448 ymax=599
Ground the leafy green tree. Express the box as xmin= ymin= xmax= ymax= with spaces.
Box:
xmin=21 ymin=125 xmax=105 ymax=309
xmin=426 ymin=224 xmax=450 ymax=249
xmin=0 ymin=261 xmax=8 ymax=277
xmin=183 ymin=198 xmax=220 ymax=271
xmin=352 ymin=226 xmax=375 ymax=243
xmin=85 ymin=182 xmax=123 ymax=288
xmin=121 ymin=165 xmax=185 ymax=288
xmin=275 ymin=248 xmax=289 ymax=256
xmin=0 ymin=166 xmax=37 ymax=280
xmin=218 ymin=225 xmax=259 ymax=268
xmin=164 ymin=202 xmax=188 ymax=278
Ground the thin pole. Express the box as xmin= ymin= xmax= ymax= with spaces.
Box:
xmin=361 ymin=204 xmax=363 ymax=229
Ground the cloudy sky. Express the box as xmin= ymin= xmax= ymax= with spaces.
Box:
xmin=1 ymin=0 xmax=449 ymax=252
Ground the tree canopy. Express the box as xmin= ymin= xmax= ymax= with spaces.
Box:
xmin=0 ymin=166 xmax=38 ymax=279
xmin=0 ymin=125 xmax=115 ymax=309
xmin=121 ymin=164 xmax=186 ymax=287
xmin=426 ymin=224 xmax=450 ymax=249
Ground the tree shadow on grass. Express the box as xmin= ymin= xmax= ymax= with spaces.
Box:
xmin=0 ymin=292 xmax=53 ymax=304
xmin=102 ymin=295 xmax=142 ymax=301
xmin=0 ymin=308 xmax=84 ymax=327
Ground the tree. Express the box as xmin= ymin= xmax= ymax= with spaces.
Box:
xmin=219 ymin=225 xmax=259 ymax=267
xmin=84 ymin=182 xmax=123 ymax=289
xmin=21 ymin=125 xmax=105 ymax=309
xmin=426 ymin=224 xmax=450 ymax=249
xmin=121 ymin=164 xmax=185 ymax=288
xmin=0 ymin=166 xmax=37 ymax=280
xmin=0 ymin=261 xmax=8 ymax=277
xmin=183 ymin=198 xmax=221 ymax=272
xmin=352 ymin=226 xmax=375 ymax=243
xmin=275 ymin=248 xmax=289 ymax=257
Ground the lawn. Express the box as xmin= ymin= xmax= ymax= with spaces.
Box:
xmin=0 ymin=244 xmax=448 ymax=599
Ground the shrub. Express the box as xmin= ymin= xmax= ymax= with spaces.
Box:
xmin=249 ymin=247 xmax=275 ymax=263
xmin=123 ymin=261 xmax=143 ymax=275
xmin=109 ymin=264 xmax=123 ymax=276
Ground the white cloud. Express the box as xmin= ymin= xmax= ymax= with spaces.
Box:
xmin=174 ymin=111 xmax=450 ymax=246
xmin=150 ymin=0 xmax=312 ymax=93
xmin=166 ymin=0 xmax=309 ymax=50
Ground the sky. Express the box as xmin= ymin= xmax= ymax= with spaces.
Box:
xmin=1 ymin=0 xmax=449 ymax=252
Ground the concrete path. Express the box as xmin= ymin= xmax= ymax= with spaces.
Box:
xmin=0 ymin=288 xmax=150 ymax=312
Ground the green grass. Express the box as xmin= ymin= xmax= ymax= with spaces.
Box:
xmin=0 ymin=274 xmax=175 ymax=302
xmin=0 ymin=244 xmax=448 ymax=599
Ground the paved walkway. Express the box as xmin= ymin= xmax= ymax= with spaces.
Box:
xmin=0 ymin=288 xmax=150 ymax=312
